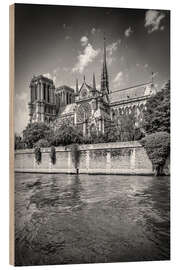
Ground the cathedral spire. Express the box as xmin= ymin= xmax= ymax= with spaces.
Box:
xmin=75 ymin=78 xmax=79 ymax=94
xmin=151 ymin=72 xmax=154 ymax=84
xmin=101 ymin=36 xmax=109 ymax=94
xmin=103 ymin=36 xmax=107 ymax=67
xmin=93 ymin=73 xmax=96 ymax=90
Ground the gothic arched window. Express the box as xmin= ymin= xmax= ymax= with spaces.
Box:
xmin=77 ymin=103 xmax=91 ymax=122
xmin=90 ymin=123 xmax=97 ymax=137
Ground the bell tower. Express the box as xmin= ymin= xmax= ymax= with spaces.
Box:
xmin=28 ymin=75 xmax=56 ymax=124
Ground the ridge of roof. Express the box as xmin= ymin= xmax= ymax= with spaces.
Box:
xmin=109 ymin=82 xmax=152 ymax=95
xmin=79 ymin=81 xmax=93 ymax=92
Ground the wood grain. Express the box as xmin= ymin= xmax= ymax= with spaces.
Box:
xmin=9 ymin=4 xmax=15 ymax=266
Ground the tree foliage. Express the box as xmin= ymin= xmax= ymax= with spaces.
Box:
xmin=70 ymin=144 xmax=81 ymax=171
xmin=50 ymin=146 xmax=56 ymax=165
xmin=118 ymin=114 xmax=136 ymax=142
xmin=81 ymin=114 xmax=142 ymax=144
xmin=34 ymin=146 xmax=42 ymax=164
xmin=23 ymin=122 xmax=52 ymax=148
xmin=20 ymin=107 xmax=145 ymax=150
xmin=102 ymin=114 xmax=142 ymax=143
xmin=143 ymin=80 xmax=170 ymax=134
xmin=141 ymin=132 xmax=170 ymax=176
xmin=51 ymin=123 xmax=83 ymax=146
xmin=34 ymin=139 xmax=50 ymax=148
xmin=14 ymin=133 xmax=25 ymax=150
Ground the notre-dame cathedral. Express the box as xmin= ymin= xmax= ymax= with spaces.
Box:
xmin=28 ymin=39 xmax=156 ymax=137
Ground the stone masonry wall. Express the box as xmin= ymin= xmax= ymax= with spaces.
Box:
xmin=14 ymin=141 xmax=164 ymax=175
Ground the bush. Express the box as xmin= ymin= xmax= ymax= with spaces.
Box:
xmin=118 ymin=114 xmax=135 ymax=141
xmin=70 ymin=144 xmax=81 ymax=172
xmin=14 ymin=134 xmax=26 ymax=149
xmin=143 ymin=80 xmax=170 ymax=134
xmin=23 ymin=122 xmax=53 ymax=148
xmin=50 ymin=146 xmax=56 ymax=165
xmin=141 ymin=132 xmax=170 ymax=176
xmin=51 ymin=123 xmax=83 ymax=146
xmin=34 ymin=139 xmax=50 ymax=148
xmin=34 ymin=146 xmax=41 ymax=164
xmin=134 ymin=128 xmax=144 ymax=141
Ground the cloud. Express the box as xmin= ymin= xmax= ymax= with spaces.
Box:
xmin=91 ymin=28 xmax=101 ymax=35
xmin=107 ymin=41 xmax=119 ymax=55
xmin=152 ymin=71 xmax=158 ymax=78
xmin=145 ymin=10 xmax=165 ymax=33
xmin=63 ymin=67 xmax=70 ymax=72
xmin=65 ymin=35 xmax=71 ymax=40
xmin=43 ymin=72 xmax=57 ymax=84
xmin=43 ymin=72 xmax=52 ymax=79
xmin=15 ymin=92 xmax=29 ymax=134
xmin=72 ymin=43 xmax=100 ymax=73
xmin=160 ymin=25 xmax=165 ymax=31
xmin=106 ymin=39 xmax=121 ymax=65
xmin=113 ymin=71 xmax=123 ymax=87
xmin=96 ymin=83 xmax=100 ymax=90
xmin=62 ymin=23 xmax=71 ymax=30
xmin=124 ymin=26 xmax=133 ymax=37
xmin=120 ymin=56 xmax=124 ymax=62
xmin=136 ymin=63 xmax=149 ymax=69
xmin=80 ymin=36 xmax=89 ymax=47
xmin=91 ymin=28 xmax=96 ymax=35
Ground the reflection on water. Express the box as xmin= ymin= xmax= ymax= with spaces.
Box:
xmin=15 ymin=173 xmax=170 ymax=266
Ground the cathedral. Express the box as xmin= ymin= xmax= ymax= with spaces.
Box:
xmin=28 ymin=39 xmax=156 ymax=137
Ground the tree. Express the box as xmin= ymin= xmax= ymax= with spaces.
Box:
xmin=103 ymin=122 xmax=120 ymax=142
xmin=34 ymin=146 xmax=42 ymax=164
xmin=104 ymin=114 xmax=136 ymax=143
xmin=51 ymin=123 xmax=83 ymax=146
xmin=50 ymin=146 xmax=56 ymax=165
xmin=23 ymin=122 xmax=53 ymax=148
xmin=14 ymin=133 xmax=25 ymax=150
xmin=34 ymin=139 xmax=50 ymax=148
xmin=118 ymin=114 xmax=135 ymax=141
xmin=143 ymin=80 xmax=170 ymax=134
xmin=83 ymin=114 xmax=138 ymax=144
xmin=141 ymin=132 xmax=170 ymax=176
xmin=70 ymin=144 xmax=81 ymax=173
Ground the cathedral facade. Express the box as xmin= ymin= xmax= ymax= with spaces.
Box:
xmin=28 ymin=39 xmax=156 ymax=137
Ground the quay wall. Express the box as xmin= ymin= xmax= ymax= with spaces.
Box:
xmin=14 ymin=141 xmax=170 ymax=175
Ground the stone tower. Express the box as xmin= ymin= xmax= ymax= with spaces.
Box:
xmin=55 ymin=85 xmax=75 ymax=114
xmin=28 ymin=75 xmax=56 ymax=124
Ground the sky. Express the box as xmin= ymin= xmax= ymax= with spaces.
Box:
xmin=14 ymin=4 xmax=170 ymax=134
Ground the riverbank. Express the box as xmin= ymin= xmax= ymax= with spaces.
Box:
xmin=15 ymin=141 xmax=170 ymax=175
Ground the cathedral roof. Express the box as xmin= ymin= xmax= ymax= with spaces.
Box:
xmin=58 ymin=103 xmax=76 ymax=116
xmin=110 ymin=82 xmax=155 ymax=104
xmin=79 ymin=81 xmax=93 ymax=93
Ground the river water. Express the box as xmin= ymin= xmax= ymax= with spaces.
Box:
xmin=15 ymin=173 xmax=170 ymax=266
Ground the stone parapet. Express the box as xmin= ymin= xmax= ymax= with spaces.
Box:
xmin=14 ymin=141 xmax=169 ymax=175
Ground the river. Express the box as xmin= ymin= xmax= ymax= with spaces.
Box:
xmin=15 ymin=173 xmax=170 ymax=266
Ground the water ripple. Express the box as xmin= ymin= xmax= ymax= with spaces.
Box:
xmin=15 ymin=173 xmax=170 ymax=266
